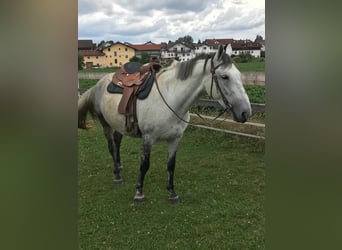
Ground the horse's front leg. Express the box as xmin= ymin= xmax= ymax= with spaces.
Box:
xmin=166 ymin=138 xmax=181 ymax=203
xmin=134 ymin=139 xmax=152 ymax=203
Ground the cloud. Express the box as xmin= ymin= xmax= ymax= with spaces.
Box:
xmin=78 ymin=0 xmax=265 ymax=43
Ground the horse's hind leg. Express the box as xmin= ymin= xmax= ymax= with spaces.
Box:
xmin=166 ymin=138 xmax=181 ymax=203
xmin=113 ymin=131 xmax=123 ymax=170
xmin=134 ymin=139 xmax=152 ymax=203
xmin=103 ymin=127 xmax=123 ymax=183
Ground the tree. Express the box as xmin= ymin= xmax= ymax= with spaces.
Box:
xmin=140 ymin=52 xmax=151 ymax=64
xmin=254 ymin=35 xmax=264 ymax=42
xmin=176 ymin=35 xmax=194 ymax=44
xmin=129 ymin=56 xmax=140 ymax=63
xmin=78 ymin=53 xmax=84 ymax=70
xmin=197 ymin=39 xmax=202 ymax=44
xmin=129 ymin=53 xmax=151 ymax=64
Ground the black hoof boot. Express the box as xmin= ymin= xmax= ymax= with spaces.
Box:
xmin=169 ymin=192 xmax=180 ymax=203
xmin=113 ymin=178 xmax=123 ymax=184
xmin=134 ymin=191 xmax=145 ymax=204
xmin=113 ymin=173 xmax=123 ymax=184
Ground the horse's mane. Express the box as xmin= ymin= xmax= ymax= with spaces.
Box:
xmin=176 ymin=53 xmax=232 ymax=81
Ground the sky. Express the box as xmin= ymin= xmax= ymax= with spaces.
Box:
xmin=78 ymin=0 xmax=265 ymax=44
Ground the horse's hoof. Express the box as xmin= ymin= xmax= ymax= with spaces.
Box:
xmin=113 ymin=178 xmax=123 ymax=184
xmin=169 ymin=194 xmax=180 ymax=203
xmin=134 ymin=193 xmax=145 ymax=204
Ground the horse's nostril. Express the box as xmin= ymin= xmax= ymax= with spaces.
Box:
xmin=241 ymin=111 xmax=248 ymax=122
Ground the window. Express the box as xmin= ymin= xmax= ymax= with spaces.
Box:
xmin=114 ymin=51 xmax=117 ymax=56
xmin=96 ymin=56 xmax=98 ymax=59
xmin=125 ymin=48 xmax=128 ymax=51
xmin=87 ymin=56 xmax=90 ymax=59
xmin=108 ymin=48 xmax=111 ymax=51
xmin=119 ymin=48 xmax=121 ymax=50
xmin=125 ymin=55 xmax=128 ymax=58
xmin=114 ymin=59 xmax=117 ymax=64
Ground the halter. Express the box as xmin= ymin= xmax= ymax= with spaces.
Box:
xmin=152 ymin=56 xmax=233 ymax=124
xmin=209 ymin=56 xmax=233 ymax=112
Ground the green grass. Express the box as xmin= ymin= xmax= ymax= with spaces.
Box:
xmin=78 ymin=79 xmax=98 ymax=90
xmin=79 ymin=79 xmax=99 ymax=89
xmin=244 ymin=85 xmax=266 ymax=104
xmin=78 ymin=121 xmax=265 ymax=249
xmin=235 ymin=61 xmax=265 ymax=72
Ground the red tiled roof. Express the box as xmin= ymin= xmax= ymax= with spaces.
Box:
xmin=130 ymin=43 xmax=161 ymax=51
xmin=205 ymin=38 xmax=234 ymax=45
xmin=205 ymin=38 xmax=261 ymax=50
xmin=79 ymin=50 xmax=105 ymax=56
xmin=258 ymin=40 xmax=266 ymax=46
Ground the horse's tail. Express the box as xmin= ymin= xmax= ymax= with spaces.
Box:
xmin=78 ymin=87 xmax=96 ymax=129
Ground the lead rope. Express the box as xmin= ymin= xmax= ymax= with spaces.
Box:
xmin=152 ymin=68 xmax=192 ymax=124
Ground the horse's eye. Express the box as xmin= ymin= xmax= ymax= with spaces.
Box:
xmin=221 ymin=75 xmax=229 ymax=80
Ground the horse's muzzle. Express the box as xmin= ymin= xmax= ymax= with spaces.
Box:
xmin=231 ymin=109 xmax=251 ymax=123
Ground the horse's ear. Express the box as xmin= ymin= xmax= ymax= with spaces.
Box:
xmin=225 ymin=43 xmax=232 ymax=56
xmin=215 ymin=44 xmax=225 ymax=60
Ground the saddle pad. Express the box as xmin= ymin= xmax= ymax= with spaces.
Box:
xmin=107 ymin=73 xmax=154 ymax=100
xmin=124 ymin=62 xmax=143 ymax=74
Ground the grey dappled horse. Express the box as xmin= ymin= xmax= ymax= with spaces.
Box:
xmin=78 ymin=44 xmax=251 ymax=203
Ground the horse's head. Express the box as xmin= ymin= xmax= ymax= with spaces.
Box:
xmin=205 ymin=44 xmax=252 ymax=123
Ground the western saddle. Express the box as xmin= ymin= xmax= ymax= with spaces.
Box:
xmin=111 ymin=59 xmax=162 ymax=136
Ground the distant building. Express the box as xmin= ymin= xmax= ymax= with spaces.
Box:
xmin=130 ymin=41 xmax=161 ymax=59
xmin=102 ymin=42 xmax=135 ymax=67
xmin=79 ymin=50 xmax=105 ymax=68
xmin=161 ymin=42 xmax=196 ymax=62
xmin=78 ymin=40 xmax=96 ymax=51
xmin=203 ymin=38 xmax=262 ymax=57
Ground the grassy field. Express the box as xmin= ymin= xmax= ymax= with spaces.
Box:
xmin=235 ymin=61 xmax=265 ymax=72
xmin=78 ymin=121 xmax=265 ymax=249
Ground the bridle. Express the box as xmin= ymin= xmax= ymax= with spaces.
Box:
xmin=152 ymin=57 xmax=233 ymax=124
xmin=209 ymin=56 xmax=233 ymax=113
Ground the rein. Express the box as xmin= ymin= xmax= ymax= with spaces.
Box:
xmin=152 ymin=57 xmax=233 ymax=124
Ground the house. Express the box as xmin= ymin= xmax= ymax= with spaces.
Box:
xmin=101 ymin=42 xmax=135 ymax=67
xmin=79 ymin=50 xmax=106 ymax=68
xmin=161 ymin=42 xmax=196 ymax=62
xmin=230 ymin=39 xmax=262 ymax=57
xmin=195 ymin=43 xmax=213 ymax=55
xmin=203 ymin=38 xmax=262 ymax=57
xmin=130 ymin=41 xmax=161 ymax=59
xmin=78 ymin=40 xmax=96 ymax=51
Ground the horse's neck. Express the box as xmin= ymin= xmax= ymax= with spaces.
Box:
xmin=159 ymin=61 xmax=210 ymax=115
